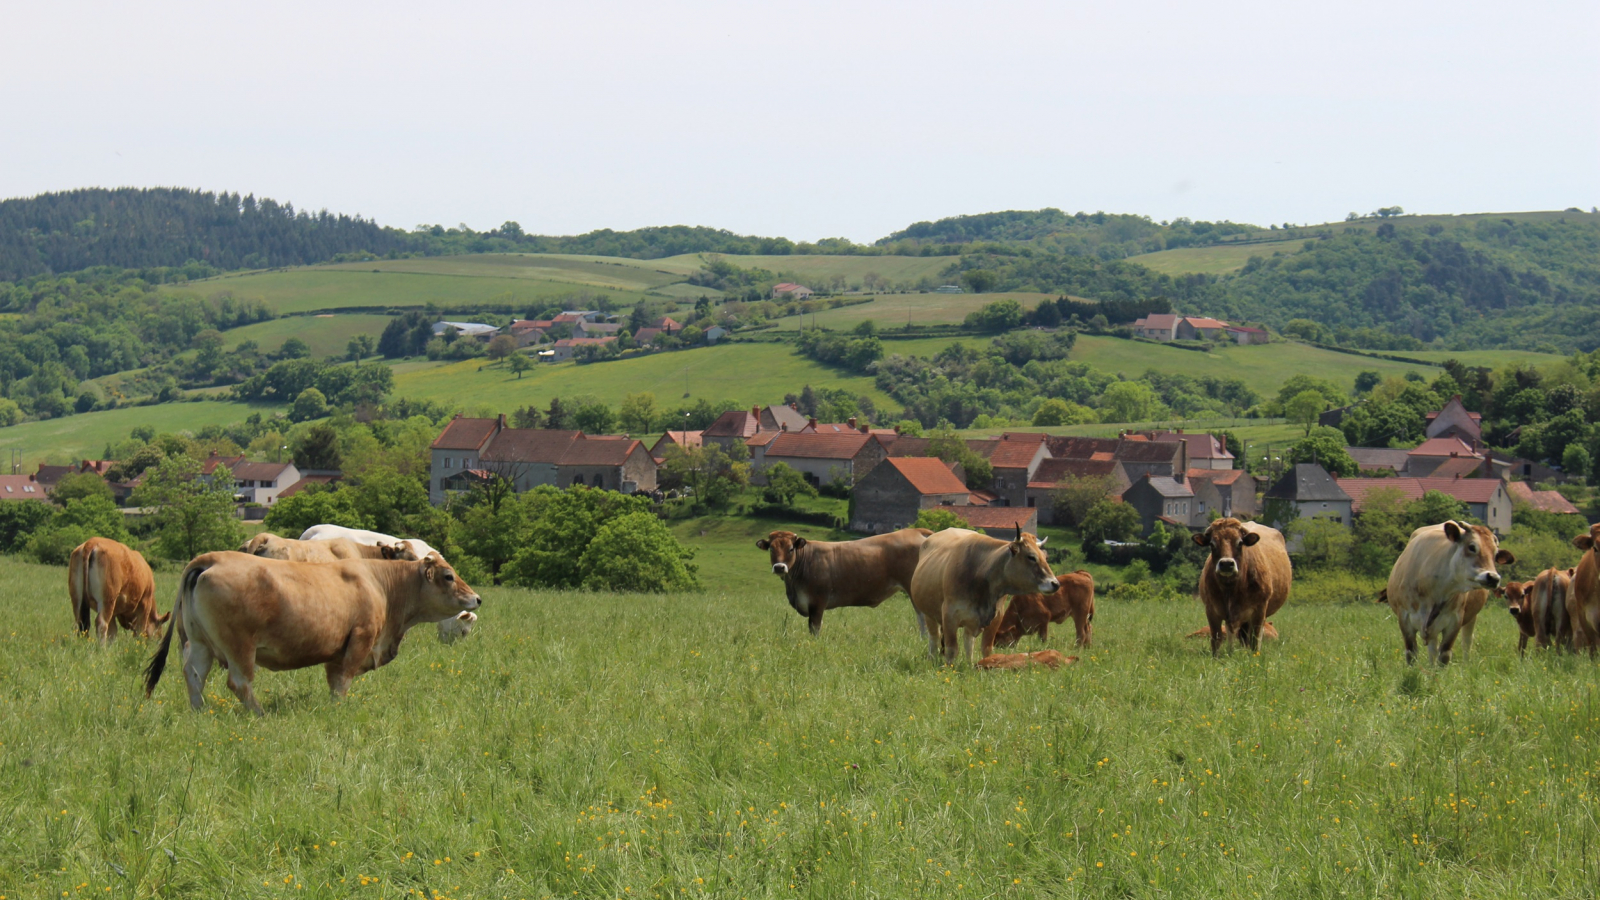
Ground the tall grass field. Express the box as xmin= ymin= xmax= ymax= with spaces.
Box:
xmin=2 ymin=535 xmax=1597 ymax=899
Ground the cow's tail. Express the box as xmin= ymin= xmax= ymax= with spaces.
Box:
xmin=144 ymin=563 xmax=203 ymax=698
xmin=71 ymin=545 xmax=93 ymax=634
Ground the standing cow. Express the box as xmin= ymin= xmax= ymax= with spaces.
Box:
xmin=1570 ymin=525 xmax=1600 ymax=656
xmin=1502 ymin=580 xmax=1538 ymax=656
xmin=1388 ymin=521 xmax=1513 ymax=666
xmin=910 ymin=526 xmax=1059 ymax=666
xmin=756 ymin=528 xmax=931 ymax=635
xmin=143 ymin=552 xmax=480 ymax=715
xmin=981 ymin=569 xmax=1095 ymax=655
xmin=1193 ymin=518 xmax=1292 ymax=655
xmin=68 ymin=537 xmax=165 ymax=644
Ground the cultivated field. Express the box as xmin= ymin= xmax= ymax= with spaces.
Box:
xmin=3 ymin=524 xmax=1599 ymax=899
xmin=1126 ymin=241 xmax=1305 ymax=276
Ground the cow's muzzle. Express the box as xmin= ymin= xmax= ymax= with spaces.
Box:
xmin=1040 ymin=579 xmax=1060 ymax=593
xmin=1478 ymin=572 xmax=1500 ymax=589
xmin=772 ymin=563 xmax=789 ymax=575
xmin=1215 ymin=557 xmax=1238 ymax=577
xmin=464 ymin=593 xmax=482 ymax=610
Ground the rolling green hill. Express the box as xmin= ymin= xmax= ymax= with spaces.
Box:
xmin=0 ymin=400 xmax=282 ymax=466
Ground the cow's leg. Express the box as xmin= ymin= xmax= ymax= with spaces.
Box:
xmin=1518 ymin=632 xmax=1529 ymax=657
xmin=941 ymin=609 xmax=961 ymax=666
xmin=980 ymin=603 xmax=1004 ymax=657
xmin=1434 ymin=616 xmax=1462 ymax=667
xmin=181 ymin=642 xmax=215 ymax=711
xmin=326 ymin=630 xmax=378 ymax=698
xmin=1455 ymin=616 xmax=1478 ymax=663
xmin=1206 ymin=607 xmax=1225 ymax=657
xmin=1073 ymin=610 xmax=1091 ymax=648
xmin=1244 ymin=607 xmax=1267 ymax=652
xmin=960 ymin=628 xmax=974 ymax=666
xmin=808 ymin=607 xmax=824 ymax=637
xmin=221 ymin=647 xmax=265 ymax=716
xmin=924 ymin=615 xmax=943 ymax=662
xmin=1037 ymin=621 xmax=1050 ymax=645
xmin=97 ymin=606 xmax=118 ymax=646
xmin=913 ymin=609 xmax=929 ymax=641
xmin=1399 ymin=618 xmax=1419 ymax=666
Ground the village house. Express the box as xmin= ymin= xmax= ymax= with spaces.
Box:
xmin=771 ymin=283 xmax=813 ymax=300
xmin=428 ymin=414 xmax=658 ymax=505
xmin=1130 ymin=314 xmax=1233 ymax=342
xmin=1186 ymin=468 xmax=1257 ymax=520
xmin=1424 ymin=395 xmax=1483 ymax=446
xmin=1404 ymin=436 xmax=1494 ymax=479
xmin=1337 ymin=476 xmax=1514 ymax=536
xmin=1506 ymin=480 xmax=1581 ymax=515
xmin=573 ymin=321 xmax=623 ymax=339
xmin=975 ymin=435 xmax=1050 ymax=508
xmin=1226 ymin=325 xmax=1270 ymax=345
xmin=507 ymin=319 xmax=550 ymax=347
xmin=754 ymin=431 xmax=885 ymax=487
xmin=1134 ymin=430 xmax=1234 ymax=470
xmin=847 ymin=457 xmax=970 ymax=533
xmin=1024 ymin=457 xmax=1131 ymax=525
xmin=1122 ymin=474 xmax=1196 ymax=536
xmin=432 ymin=321 xmax=500 ymax=341
xmin=548 ymin=336 xmax=616 ymax=361
xmin=1262 ymin=464 xmax=1353 ymax=533
xmin=230 ymin=461 xmax=302 ymax=506
xmin=649 ymin=429 xmax=702 ymax=463
xmin=0 ymin=474 xmax=48 ymax=501
xmin=700 ymin=404 xmax=809 ymax=452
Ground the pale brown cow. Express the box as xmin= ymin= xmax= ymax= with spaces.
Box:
xmin=756 ymin=528 xmax=932 ymax=635
xmin=975 ymin=649 xmax=1077 ymax=670
xmin=1193 ymin=518 xmax=1292 ymax=655
xmin=143 ymin=551 xmax=480 ymax=715
xmin=1388 ymin=521 xmax=1513 ymax=666
xmin=238 ymin=533 xmax=411 ymax=562
xmin=981 ymin=570 xmax=1095 ymax=655
xmin=68 ymin=537 xmax=165 ymax=645
xmin=910 ymin=526 xmax=1059 ymax=666
xmin=1569 ymin=525 xmax=1600 ymax=656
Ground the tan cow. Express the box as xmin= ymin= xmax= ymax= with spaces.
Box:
xmin=756 ymin=528 xmax=932 ymax=635
xmin=238 ymin=533 xmax=412 ymax=562
xmin=975 ymin=649 xmax=1077 ymax=670
xmin=1570 ymin=525 xmax=1600 ymax=656
xmin=68 ymin=537 xmax=165 ymax=645
xmin=143 ymin=551 xmax=480 ymax=715
xmin=1502 ymin=580 xmax=1538 ymax=656
xmin=910 ymin=526 xmax=1059 ymax=666
xmin=1388 ymin=520 xmax=1513 ymax=666
xmin=1193 ymin=518 xmax=1292 ymax=655
xmin=981 ymin=570 xmax=1095 ymax=655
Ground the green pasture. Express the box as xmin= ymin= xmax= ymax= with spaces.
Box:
xmin=1398 ymin=349 xmax=1568 ymax=368
xmin=3 ymin=519 xmax=1599 ymax=898
xmin=223 ymin=314 xmax=396 ymax=359
xmin=776 ymin=293 xmax=1059 ymax=330
xmin=390 ymin=343 xmax=896 ymax=415
xmin=661 ymin=253 xmax=952 ymax=285
xmin=169 ymin=267 xmax=650 ymax=316
xmin=0 ymin=401 xmax=281 ymax=468
xmin=1127 ymin=241 xmax=1305 ymax=276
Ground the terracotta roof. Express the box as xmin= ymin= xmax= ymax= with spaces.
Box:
xmin=650 ymin=430 xmax=702 ymax=457
xmin=1429 ymin=457 xmax=1487 ymax=479
xmin=988 ymin=440 xmax=1047 ymax=470
xmin=200 ymin=454 xmax=248 ymax=476
xmin=703 ymin=410 xmax=759 ymax=438
xmin=1347 ymin=447 xmax=1410 ymax=472
xmin=560 ymin=438 xmax=643 ymax=467
xmin=1136 ymin=314 xmax=1179 ymax=330
xmin=886 ymin=436 xmax=932 ymax=457
xmin=811 ymin=422 xmax=869 ymax=435
xmin=764 ymin=432 xmax=872 ymax=461
xmin=953 ymin=506 xmax=1038 ymax=530
xmin=1264 ymin=464 xmax=1350 ymax=502
xmin=432 ymin=416 xmax=500 ymax=451
xmin=33 ymin=464 xmax=75 ymax=485
xmin=1184 ymin=317 xmax=1228 ymax=329
xmin=1001 ymin=432 xmax=1052 ymax=442
xmin=651 ymin=316 xmax=681 ymax=331
xmin=967 ymin=490 xmax=997 ymax=506
xmin=482 ymin=429 xmax=583 ymax=464
xmin=745 ymin=431 xmax=781 ymax=449
xmin=232 ymin=461 xmax=293 ymax=483
xmin=1045 ymin=436 xmax=1120 ymax=460
xmin=277 ymin=474 xmax=339 ymax=499
xmin=1338 ymin=477 xmax=1507 ymax=510
xmin=1409 ymin=436 xmax=1481 ymax=458
xmin=887 ymin=457 xmax=969 ymax=495
xmin=634 ymin=327 xmax=664 ymax=343
xmin=773 ymin=282 xmax=808 ymax=293
xmin=0 ymin=475 xmax=47 ymax=499
xmin=1507 ymin=481 xmax=1582 ymax=515
xmin=1227 ymin=325 xmax=1268 ymax=335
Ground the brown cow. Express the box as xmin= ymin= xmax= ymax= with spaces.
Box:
xmin=975 ymin=649 xmax=1077 ymax=670
xmin=1388 ymin=521 xmax=1512 ymax=666
xmin=756 ymin=528 xmax=932 ymax=635
xmin=238 ymin=533 xmax=411 ymax=562
xmin=68 ymin=537 xmax=165 ymax=645
xmin=143 ymin=551 xmax=480 ymax=715
xmin=910 ymin=526 xmax=1059 ymax=666
xmin=1193 ymin=518 xmax=1292 ymax=655
xmin=981 ymin=570 xmax=1095 ymax=655
xmin=1569 ymin=525 xmax=1600 ymax=656
xmin=1502 ymin=580 xmax=1538 ymax=656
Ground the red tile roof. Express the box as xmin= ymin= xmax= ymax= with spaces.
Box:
xmin=1137 ymin=314 xmax=1179 ymax=330
xmin=988 ymin=440 xmax=1046 ymax=470
xmin=1184 ymin=317 xmax=1228 ymax=330
xmin=1408 ymin=436 xmax=1481 ymax=458
xmin=703 ymin=410 xmax=759 ymax=438
xmin=1186 ymin=468 xmax=1246 ymax=485
xmin=200 ymin=454 xmax=248 ymax=476
xmin=764 ymin=432 xmax=872 ymax=460
xmin=1429 ymin=457 xmax=1487 ymax=479
xmin=888 ymin=457 xmax=968 ymax=495
xmin=953 ymin=506 xmax=1038 ymax=530
xmin=1507 ymin=481 xmax=1581 ymax=515
xmin=0 ymin=475 xmax=47 ymax=500
xmin=277 ymin=474 xmax=339 ymax=499
xmin=432 ymin=416 xmax=500 ymax=450
xmin=1338 ymin=477 xmax=1507 ymax=510
xmin=560 ymin=438 xmax=644 ymax=467
xmin=1029 ymin=457 xmax=1120 ymax=488
xmin=232 ymin=461 xmax=294 ymax=483
xmin=483 ymin=429 xmax=582 ymax=463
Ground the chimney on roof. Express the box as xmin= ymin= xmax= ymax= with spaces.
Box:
xmin=751 ymin=405 xmax=760 ymax=419
xmin=782 ymin=423 xmax=788 ymax=432
xmin=848 ymin=417 xmax=857 ymax=429
xmin=860 ymin=423 xmax=869 ymax=434
xmin=808 ymin=417 xmax=817 ymax=429
xmin=894 ymin=425 xmax=902 ymax=434
xmin=209 ymin=450 xmax=218 ymax=457
xmin=790 ymin=402 xmax=798 ymax=410
xmin=498 ymin=413 xmax=507 ymax=429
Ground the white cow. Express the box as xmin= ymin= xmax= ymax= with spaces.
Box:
xmin=1387 ymin=520 xmax=1514 ymax=666
xmin=299 ymin=524 xmax=437 ymax=562
xmin=437 ymin=610 xmax=477 ymax=644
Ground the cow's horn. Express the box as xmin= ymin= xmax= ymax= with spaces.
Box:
xmin=1014 ymin=523 xmax=1022 ymax=542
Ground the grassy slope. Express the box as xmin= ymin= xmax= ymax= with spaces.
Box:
xmin=2 ymin=535 xmax=1596 ymax=897
xmin=390 ymin=343 xmax=897 ymax=414
xmin=1127 ymin=240 xmax=1306 ymax=276
xmin=777 ymin=292 xmax=1059 ymax=330
xmin=222 ymin=313 xmax=396 ymax=358
xmin=660 ymin=253 xmax=952 ymax=283
xmin=0 ymin=401 xmax=281 ymax=466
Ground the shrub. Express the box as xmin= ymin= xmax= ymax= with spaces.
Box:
xmin=914 ymin=508 xmax=970 ymax=532
xmin=263 ymin=485 xmax=374 ymax=535
xmin=578 ymin=512 xmax=698 ymax=592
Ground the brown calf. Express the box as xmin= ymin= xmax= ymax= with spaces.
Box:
xmin=981 ymin=570 xmax=1095 ymax=655
xmin=68 ymin=538 xmax=165 ymax=645
xmin=975 ymin=649 xmax=1077 ymax=670
xmin=1502 ymin=581 xmax=1538 ymax=656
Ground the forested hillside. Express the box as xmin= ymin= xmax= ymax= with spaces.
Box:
xmin=0 ymin=188 xmax=415 ymax=280
xmin=879 ymin=208 xmax=1260 ymax=258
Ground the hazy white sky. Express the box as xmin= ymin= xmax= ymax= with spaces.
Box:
xmin=3 ymin=1 xmax=1596 ymax=242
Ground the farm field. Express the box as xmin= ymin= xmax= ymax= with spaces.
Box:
xmin=1126 ymin=240 xmax=1305 ymax=276
xmin=223 ymin=314 xmax=396 ymax=359
xmin=660 ymin=253 xmax=952 ymax=285
xmin=389 ymin=343 xmax=897 ymax=415
xmin=777 ymin=292 xmax=1060 ymax=330
xmin=3 ymin=530 xmax=1598 ymax=898
xmin=0 ymin=401 xmax=281 ymax=466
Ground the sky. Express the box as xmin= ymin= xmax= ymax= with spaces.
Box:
xmin=2 ymin=0 xmax=1597 ymax=243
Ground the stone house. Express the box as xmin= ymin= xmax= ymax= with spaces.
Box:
xmin=848 ymin=457 xmax=969 ymax=533
xmin=1185 ymin=468 xmax=1256 ymax=520
xmin=429 ymin=414 xmax=657 ymax=504
xmin=755 ymin=432 xmax=885 ymax=487
xmin=1262 ymin=464 xmax=1353 ymax=532
xmin=1122 ymin=474 xmax=1196 ymax=536
xmin=1337 ymin=476 xmax=1514 ymax=536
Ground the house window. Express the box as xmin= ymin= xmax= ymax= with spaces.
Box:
xmin=1027 ymin=497 xmax=1035 ymax=508
xmin=445 ymin=458 xmax=453 ymax=470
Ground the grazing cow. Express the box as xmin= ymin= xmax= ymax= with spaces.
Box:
xmin=437 ymin=610 xmax=476 ymax=644
xmin=299 ymin=524 xmax=438 ymax=562
xmin=1387 ymin=520 xmax=1513 ymax=666
xmin=756 ymin=528 xmax=932 ymax=635
xmin=975 ymin=649 xmax=1076 ymax=670
xmin=239 ymin=533 xmax=410 ymax=562
xmin=1186 ymin=622 xmax=1280 ymax=642
xmin=143 ymin=552 xmax=480 ymax=715
xmin=1569 ymin=525 xmax=1600 ymax=656
xmin=1193 ymin=518 xmax=1292 ymax=655
xmin=68 ymin=538 xmax=165 ymax=644
xmin=910 ymin=526 xmax=1059 ymax=666
xmin=981 ymin=570 xmax=1095 ymax=655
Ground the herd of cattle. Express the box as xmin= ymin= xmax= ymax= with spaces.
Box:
xmin=52 ymin=513 xmax=1600 ymax=716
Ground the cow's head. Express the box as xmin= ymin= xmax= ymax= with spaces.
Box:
xmin=437 ymin=610 xmax=477 ymax=644
xmin=991 ymin=594 xmax=1049 ymax=649
xmin=417 ymin=552 xmax=481 ymax=619
xmin=1005 ymin=525 xmax=1059 ymax=595
xmin=1503 ymin=580 xmax=1532 ymax=617
xmin=1443 ymin=520 xmax=1513 ymax=590
xmin=757 ymin=531 xmax=807 ymax=577
xmin=1193 ymin=518 xmax=1258 ymax=584
xmin=238 ymin=533 xmax=282 ymax=557
xmin=1573 ymin=524 xmax=1600 ymax=556
xmin=383 ymin=541 xmax=421 ymax=561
